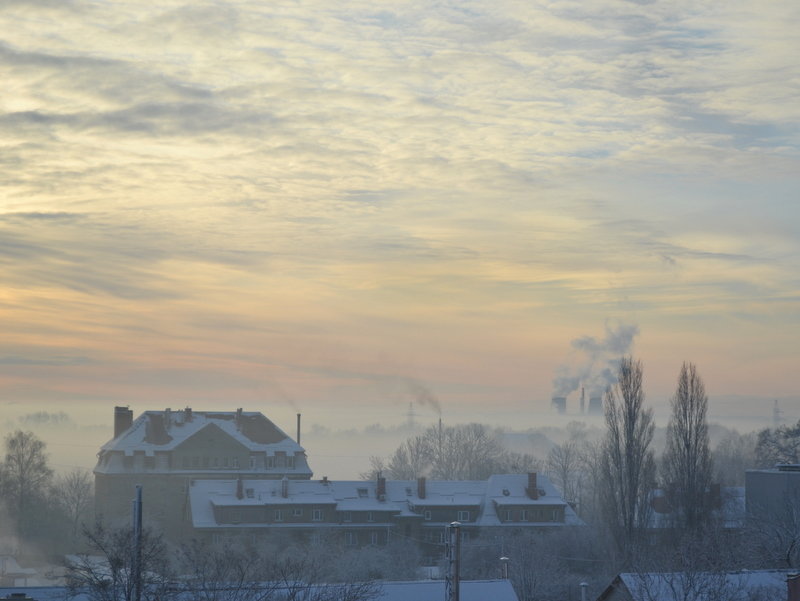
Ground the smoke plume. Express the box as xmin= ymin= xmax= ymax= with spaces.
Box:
xmin=403 ymin=378 xmax=442 ymax=417
xmin=552 ymin=322 xmax=639 ymax=398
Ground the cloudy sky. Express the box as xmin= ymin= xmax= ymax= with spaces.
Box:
xmin=1 ymin=0 xmax=798 ymax=430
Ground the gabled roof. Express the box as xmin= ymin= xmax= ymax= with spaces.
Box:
xmin=99 ymin=410 xmax=303 ymax=457
xmin=598 ymin=570 xmax=790 ymax=601
xmin=189 ymin=473 xmax=585 ymax=528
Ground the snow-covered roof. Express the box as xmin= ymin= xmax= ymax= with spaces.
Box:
xmin=98 ymin=410 xmax=303 ymax=457
xmin=189 ymin=473 xmax=585 ymax=528
xmin=607 ymin=570 xmax=790 ymax=601
xmin=0 ymin=579 xmax=519 ymax=601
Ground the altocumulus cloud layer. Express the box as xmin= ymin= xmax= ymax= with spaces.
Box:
xmin=0 ymin=0 xmax=798 ymax=423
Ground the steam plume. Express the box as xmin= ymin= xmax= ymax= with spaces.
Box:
xmin=552 ymin=322 xmax=639 ymax=398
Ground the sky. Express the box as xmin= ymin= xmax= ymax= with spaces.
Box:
xmin=1 ymin=0 xmax=799 ymax=439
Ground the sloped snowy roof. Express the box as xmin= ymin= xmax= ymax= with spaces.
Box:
xmin=189 ymin=473 xmax=585 ymax=528
xmin=99 ymin=410 xmax=303 ymax=457
xmin=607 ymin=570 xmax=790 ymax=601
xmin=0 ymin=579 xmax=520 ymax=601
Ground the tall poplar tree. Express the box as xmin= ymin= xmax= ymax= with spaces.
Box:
xmin=662 ymin=362 xmax=713 ymax=532
xmin=599 ymin=356 xmax=655 ymax=557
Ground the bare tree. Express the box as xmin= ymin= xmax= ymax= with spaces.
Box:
xmin=381 ymin=423 xmax=536 ymax=481
xmin=67 ymin=522 xmax=175 ymax=601
xmin=662 ymin=362 xmax=713 ymax=533
xmin=1 ymin=430 xmax=53 ymax=520
xmin=754 ymin=419 xmax=800 ymax=467
xmin=713 ymin=430 xmax=757 ymax=486
xmin=55 ymin=468 xmax=94 ymax=538
xmin=545 ymin=441 xmax=582 ymax=506
xmin=599 ymin=357 xmax=655 ymax=557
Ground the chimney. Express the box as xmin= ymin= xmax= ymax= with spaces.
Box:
xmin=281 ymin=476 xmax=289 ymax=499
xmin=114 ymin=406 xmax=133 ymax=438
xmin=377 ymin=474 xmax=386 ymax=501
xmin=164 ymin=407 xmax=171 ymax=430
xmin=527 ymin=472 xmax=539 ymax=500
xmin=236 ymin=407 xmax=243 ymax=423
xmin=417 ymin=477 xmax=427 ymax=499
xmin=297 ymin=413 xmax=301 ymax=445
xmin=788 ymin=574 xmax=800 ymax=601
xmin=236 ymin=477 xmax=244 ymax=500
xmin=184 ymin=406 xmax=193 ymax=422
xmin=321 ymin=476 xmax=329 ymax=485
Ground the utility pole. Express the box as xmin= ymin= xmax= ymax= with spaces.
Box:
xmin=132 ymin=485 xmax=143 ymax=601
xmin=445 ymin=521 xmax=461 ymax=601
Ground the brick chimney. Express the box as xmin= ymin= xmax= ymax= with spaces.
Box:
xmin=377 ymin=475 xmax=386 ymax=501
xmin=788 ymin=573 xmax=800 ymax=601
xmin=417 ymin=477 xmax=426 ymax=499
xmin=184 ymin=406 xmax=193 ymax=422
xmin=114 ymin=406 xmax=133 ymax=438
xmin=527 ymin=472 xmax=539 ymax=500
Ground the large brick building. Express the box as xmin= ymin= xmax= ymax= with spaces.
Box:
xmin=94 ymin=406 xmax=311 ymax=541
xmin=187 ymin=471 xmax=583 ymax=560
xmin=95 ymin=407 xmax=583 ymax=553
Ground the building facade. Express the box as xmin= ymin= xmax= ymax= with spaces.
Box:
xmin=187 ymin=471 xmax=583 ymax=559
xmin=94 ymin=406 xmax=312 ymax=541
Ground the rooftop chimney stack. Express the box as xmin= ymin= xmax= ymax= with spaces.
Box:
xmin=417 ymin=476 xmax=427 ymax=499
xmin=787 ymin=573 xmax=800 ymax=601
xmin=527 ymin=472 xmax=539 ymax=500
xmin=377 ymin=474 xmax=386 ymax=501
xmin=114 ymin=406 xmax=133 ymax=438
xmin=184 ymin=406 xmax=193 ymax=422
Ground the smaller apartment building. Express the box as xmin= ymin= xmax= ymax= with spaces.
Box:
xmin=188 ymin=472 xmax=583 ymax=559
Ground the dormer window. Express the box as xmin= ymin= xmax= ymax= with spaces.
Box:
xmin=357 ymin=488 xmax=368 ymax=498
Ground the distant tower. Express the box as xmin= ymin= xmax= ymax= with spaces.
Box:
xmin=580 ymin=387 xmax=585 ymax=414
xmin=773 ymin=400 xmax=783 ymax=429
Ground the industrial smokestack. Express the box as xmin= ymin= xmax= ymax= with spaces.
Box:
xmin=114 ymin=406 xmax=133 ymax=438
xmin=297 ymin=413 xmax=301 ymax=445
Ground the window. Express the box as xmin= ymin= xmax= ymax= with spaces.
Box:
xmin=521 ymin=510 xmax=529 ymax=521
xmin=503 ymin=509 xmax=513 ymax=522
xmin=144 ymin=456 xmax=155 ymax=469
xmin=232 ymin=457 xmax=240 ymax=469
xmin=312 ymin=509 xmax=323 ymax=522
xmin=274 ymin=509 xmax=283 ymax=522
xmin=345 ymin=531 xmax=357 ymax=546
xmin=287 ymin=455 xmax=295 ymax=469
xmin=343 ymin=511 xmax=352 ymax=522
xmin=357 ymin=488 xmax=368 ymax=498
xmin=249 ymin=456 xmax=256 ymax=469
xmin=292 ymin=508 xmax=303 ymax=518
xmin=370 ymin=531 xmax=379 ymax=545
xmin=424 ymin=510 xmax=432 ymax=521
xmin=267 ymin=456 xmax=275 ymax=469
xmin=457 ymin=511 xmax=470 ymax=522
xmin=230 ymin=510 xmax=242 ymax=523
xmin=367 ymin=511 xmax=374 ymax=522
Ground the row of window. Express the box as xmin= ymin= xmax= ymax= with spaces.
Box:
xmin=229 ymin=508 xmax=324 ymax=523
xmin=422 ymin=510 xmax=471 ymax=522
xmin=500 ymin=508 xmax=560 ymax=522
xmin=178 ymin=455 xmax=297 ymax=469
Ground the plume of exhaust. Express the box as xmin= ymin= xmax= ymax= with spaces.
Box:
xmin=552 ymin=322 xmax=639 ymax=399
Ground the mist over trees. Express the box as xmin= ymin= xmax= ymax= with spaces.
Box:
xmin=364 ymin=422 xmax=537 ymax=480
